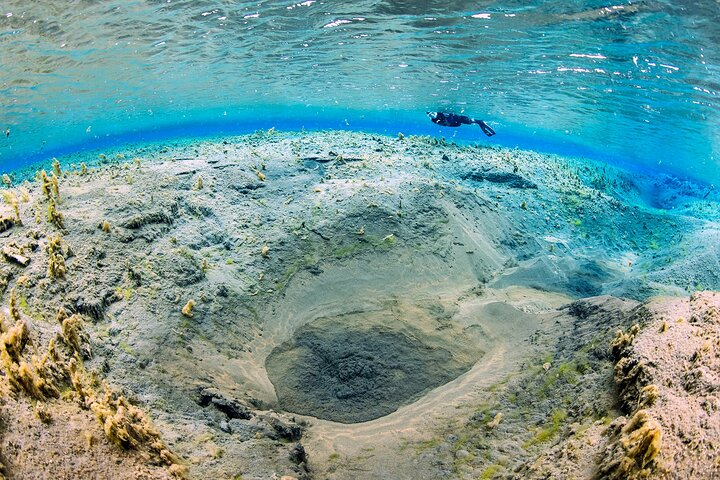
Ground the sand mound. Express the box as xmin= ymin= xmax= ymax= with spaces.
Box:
xmin=0 ymin=395 xmax=176 ymax=480
xmin=516 ymin=292 xmax=720 ymax=480
xmin=605 ymin=291 xmax=720 ymax=479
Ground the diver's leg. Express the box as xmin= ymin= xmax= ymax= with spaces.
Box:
xmin=456 ymin=115 xmax=474 ymax=125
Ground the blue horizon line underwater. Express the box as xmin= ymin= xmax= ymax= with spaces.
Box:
xmin=1 ymin=107 xmax=712 ymax=186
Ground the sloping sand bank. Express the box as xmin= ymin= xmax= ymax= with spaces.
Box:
xmin=1 ymin=130 xmax=719 ymax=479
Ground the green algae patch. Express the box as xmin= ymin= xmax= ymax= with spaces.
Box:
xmin=524 ymin=409 xmax=568 ymax=448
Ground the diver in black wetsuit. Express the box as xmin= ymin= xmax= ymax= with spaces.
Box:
xmin=427 ymin=112 xmax=496 ymax=137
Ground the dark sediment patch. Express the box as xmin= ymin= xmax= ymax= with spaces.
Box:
xmin=461 ymin=169 xmax=538 ymax=189
xmin=266 ymin=314 xmax=478 ymax=423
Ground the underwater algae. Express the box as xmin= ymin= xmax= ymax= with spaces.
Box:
xmin=0 ymin=130 xmax=719 ymax=480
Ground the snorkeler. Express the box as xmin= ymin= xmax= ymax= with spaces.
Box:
xmin=427 ymin=112 xmax=496 ymax=137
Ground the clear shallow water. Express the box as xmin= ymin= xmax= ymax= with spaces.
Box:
xmin=1 ymin=0 xmax=718 ymax=181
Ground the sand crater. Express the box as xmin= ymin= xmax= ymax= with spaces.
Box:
xmin=265 ymin=305 xmax=483 ymax=423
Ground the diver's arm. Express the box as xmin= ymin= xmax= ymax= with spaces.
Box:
xmin=433 ymin=112 xmax=447 ymax=125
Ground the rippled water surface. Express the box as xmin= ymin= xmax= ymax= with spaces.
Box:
xmin=1 ymin=1 xmax=718 ymax=179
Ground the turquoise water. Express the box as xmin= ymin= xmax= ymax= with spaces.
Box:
xmin=1 ymin=1 xmax=718 ymax=181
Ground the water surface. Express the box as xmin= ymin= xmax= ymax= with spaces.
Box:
xmin=1 ymin=1 xmax=718 ymax=180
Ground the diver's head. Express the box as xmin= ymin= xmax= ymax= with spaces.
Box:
xmin=426 ymin=111 xmax=438 ymax=120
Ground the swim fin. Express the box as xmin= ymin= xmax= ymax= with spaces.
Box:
xmin=477 ymin=121 xmax=496 ymax=137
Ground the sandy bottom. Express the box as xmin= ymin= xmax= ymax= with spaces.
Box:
xmin=1 ymin=130 xmax=719 ymax=479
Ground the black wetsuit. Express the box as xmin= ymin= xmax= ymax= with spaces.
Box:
xmin=428 ymin=112 xmax=496 ymax=137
